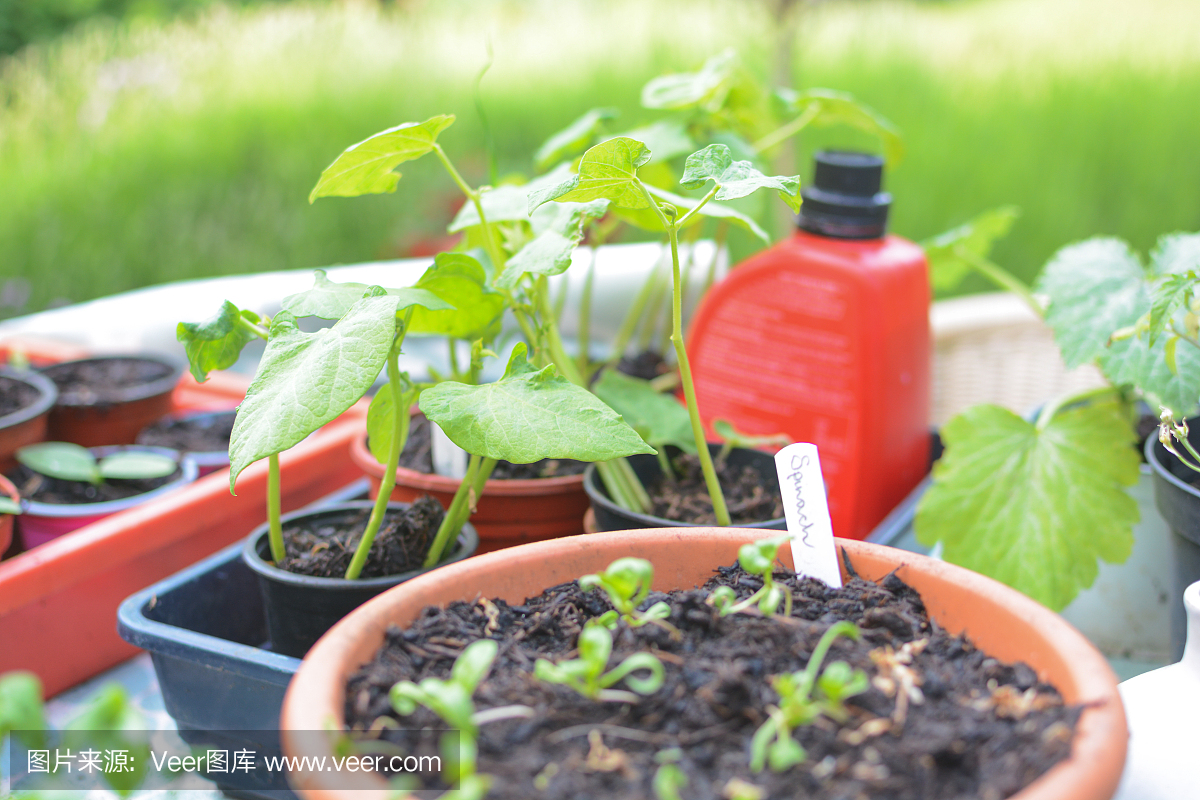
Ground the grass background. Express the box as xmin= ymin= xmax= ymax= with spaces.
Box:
xmin=1 ymin=0 xmax=1198 ymax=317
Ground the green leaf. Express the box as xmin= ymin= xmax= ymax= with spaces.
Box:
xmin=17 ymin=442 xmax=100 ymax=483
xmin=176 ymin=301 xmax=260 ymax=382
xmin=450 ymin=640 xmax=498 ymax=693
xmin=0 ymin=671 xmax=45 ymax=745
xmin=614 ymin=120 xmax=694 ymax=164
xmin=534 ymin=107 xmax=618 ymax=170
xmin=527 ymin=137 xmax=653 ymax=213
xmin=1150 ymin=231 xmax=1200 ymax=276
xmin=418 ymin=344 xmax=654 ymax=463
xmin=447 ymin=185 xmax=532 ymax=233
xmin=408 ymin=253 xmax=506 ymax=340
xmin=366 ymin=387 xmax=395 ymax=465
xmin=282 ymin=269 xmax=452 ymax=321
xmin=625 ymin=184 xmax=768 ymax=243
xmin=914 ymin=402 xmax=1139 ymax=611
xmin=309 ymin=114 xmax=455 ymax=202
xmin=592 ymin=370 xmax=696 ymax=452
xmin=790 ymin=89 xmax=904 ymax=165
xmin=1101 ymin=329 xmax=1200 ymax=413
xmin=98 ymin=451 xmax=177 ymax=481
xmin=497 ymin=200 xmax=609 ymax=289
xmin=641 ymin=49 xmax=739 ymax=111
xmin=921 ymin=207 xmax=1021 ymax=292
xmin=0 ymin=497 xmax=20 ymax=514
xmin=1035 ymin=238 xmax=1147 ymax=368
xmin=679 ymin=145 xmax=801 ymax=212
xmin=228 ymin=295 xmax=398 ymax=490
xmin=1146 ymin=272 xmax=1198 ymax=346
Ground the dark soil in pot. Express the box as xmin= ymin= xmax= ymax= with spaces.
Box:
xmin=397 ymin=414 xmax=586 ymax=480
xmin=41 ymin=357 xmax=176 ymax=405
xmin=616 ymin=349 xmax=670 ymax=381
xmin=137 ymin=411 xmax=235 ymax=453
xmin=0 ymin=376 xmax=41 ymax=417
xmin=343 ymin=559 xmax=1079 ymax=800
xmin=275 ymin=495 xmax=449 ymax=579
xmin=5 ymin=463 xmax=183 ymax=504
xmin=650 ymin=450 xmax=783 ymax=525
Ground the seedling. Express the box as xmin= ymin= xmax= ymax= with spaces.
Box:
xmin=749 ymin=621 xmax=868 ymax=773
xmin=533 ymin=623 xmax=664 ymax=703
xmin=389 ymin=639 xmax=532 ymax=800
xmin=16 ymin=442 xmax=177 ymax=486
xmin=707 ymin=536 xmax=793 ymax=618
xmin=0 ymin=496 xmax=20 ymax=515
xmin=916 ymin=212 xmax=1200 ymax=610
xmin=652 ymin=748 xmax=687 ymax=800
xmin=578 ymin=557 xmax=671 ymax=628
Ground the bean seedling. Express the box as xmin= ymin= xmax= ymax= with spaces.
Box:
xmin=579 ymin=557 xmax=671 ymax=628
xmin=749 ymin=621 xmax=868 ymax=773
xmin=16 ymin=442 xmax=177 ymax=486
xmin=389 ymin=639 xmax=533 ymax=800
xmin=533 ymin=623 xmax=664 ymax=703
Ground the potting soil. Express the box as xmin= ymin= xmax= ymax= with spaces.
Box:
xmin=43 ymin=357 xmax=174 ymax=405
xmin=6 ymin=463 xmax=182 ymax=504
xmin=0 ymin=375 xmax=40 ymax=418
xmin=137 ymin=411 xmax=235 ymax=452
xmin=649 ymin=452 xmax=784 ymax=525
xmin=345 ymin=560 xmax=1079 ymax=800
xmin=397 ymin=414 xmax=587 ymax=480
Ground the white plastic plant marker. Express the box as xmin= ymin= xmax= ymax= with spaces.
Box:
xmin=431 ymin=421 xmax=468 ymax=479
xmin=774 ymin=443 xmax=842 ymax=588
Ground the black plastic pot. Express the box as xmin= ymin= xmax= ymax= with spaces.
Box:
xmin=137 ymin=408 xmax=236 ymax=475
xmin=1145 ymin=432 xmax=1200 ymax=661
xmin=242 ymin=501 xmax=479 ymax=658
xmin=583 ymin=444 xmax=787 ymax=531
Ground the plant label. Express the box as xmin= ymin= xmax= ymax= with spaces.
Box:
xmin=774 ymin=443 xmax=842 ymax=588
xmin=431 ymin=422 xmax=468 ymax=479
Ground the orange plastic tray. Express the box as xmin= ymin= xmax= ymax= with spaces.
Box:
xmin=0 ymin=337 xmax=368 ymax=695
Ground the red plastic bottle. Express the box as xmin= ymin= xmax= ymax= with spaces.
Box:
xmin=687 ymin=151 xmax=930 ymax=541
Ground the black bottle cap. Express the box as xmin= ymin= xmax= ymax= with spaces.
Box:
xmin=797 ymin=151 xmax=891 ymax=240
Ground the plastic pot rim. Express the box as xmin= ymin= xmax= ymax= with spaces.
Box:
xmin=241 ymin=500 xmax=480 ymax=590
xmin=19 ymin=445 xmax=199 ymax=518
xmin=39 ymin=353 xmax=185 ymax=407
xmin=583 ymin=445 xmax=786 ymax=529
xmin=0 ymin=368 xmax=57 ymax=430
xmin=350 ymin=429 xmax=586 ymax=496
xmin=138 ymin=407 xmax=237 ymax=468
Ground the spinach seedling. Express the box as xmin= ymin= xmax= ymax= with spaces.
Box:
xmin=533 ymin=623 xmax=664 ymax=703
xmin=578 ymin=557 xmax=671 ymax=628
xmin=389 ymin=639 xmax=533 ymax=800
xmin=0 ymin=496 xmax=20 ymax=515
xmin=750 ymin=621 xmax=867 ymax=773
xmin=652 ymin=748 xmax=687 ymax=800
xmin=707 ymin=535 xmax=793 ymax=618
xmin=16 ymin=442 xmax=177 ymax=486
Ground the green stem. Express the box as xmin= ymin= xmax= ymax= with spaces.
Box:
xmin=661 ymin=233 xmax=700 ymax=356
xmin=614 ymin=454 xmax=652 ymax=511
xmin=752 ymin=102 xmax=821 ymax=154
xmin=1034 ymin=385 xmax=1123 ymax=431
xmin=577 ymin=248 xmax=597 ymax=379
xmin=423 ymin=455 xmax=499 ymax=568
xmin=447 ymin=337 xmax=461 ymax=381
xmin=656 ymin=450 xmax=676 ymax=482
xmin=267 ymin=453 xmax=283 ymax=562
xmin=596 ymin=458 xmax=650 ymax=514
xmin=535 ymin=275 xmax=585 ymax=387
xmin=237 ymin=315 xmax=270 ymax=341
xmin=433 ymin=144 xmax=507 ymax=274
xmin=345 ymin=346 xmax=408 ymax=579
xmin=956 ymin=247 xmax=1043 ymax=319
xmin=640 ymin=183 xmax=731 ymax=526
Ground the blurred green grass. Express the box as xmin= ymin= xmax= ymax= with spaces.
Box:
xmin=1 ymin=0 xmax=1198 ymax=316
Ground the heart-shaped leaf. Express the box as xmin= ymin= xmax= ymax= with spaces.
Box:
xmin=915 ymin=401 xmax=1139 ymax=611
xmin=622 ymin=184 xmax=768 ymax=242
xmin=527 ymin=137 xmax=653 ymax=213
xmin=535 ymin=107 xmax=618 ymax=170
xmin=641 ymin=49 xmax=739 ymax=111
xmin=922 ymin=207 xmax=1020 ymax=291
xmin=309 ymin=114 xmax=455 ymax=202
xmin=789 ymin=89 xmax=904 ymax=165
xmin=497 ymin=200 xmax=609 ymax=289
xmin=177 ymin=301 xmax=261 ymax=382
xmin=680 ymin=144 xmax=800 ymax=212
xmin=229 ymin=292 xmax=399 ymax=490
xmin=408 ymin=253 xmax=506 ymax=340
xmin=592 ymin=369 xmax=695 ymax=452
xmin=282 ymin=269 xmax=453 ymax=321
xmin=419 ymin=344 xmax=654 ymax=463
xmin=17 ymin=442 xmax=100 ymax=484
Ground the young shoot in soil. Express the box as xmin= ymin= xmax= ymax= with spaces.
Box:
xmin=578 ymin=557 xmax=671 ymax=628
xmin=16 ymin=442 xmax=177 ymax=486
xmin=533 ymin=623 xmax=664 ymax=703
xmin=749 ymin=621 xmax=868 ymax=773
xmin=708 ymin=536 xmax=793 ymax=618
xmin=389 ymin=639 xmax=533 ymax=800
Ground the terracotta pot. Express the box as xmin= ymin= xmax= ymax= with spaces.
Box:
xmin=40 ymin=354 xmax=184 ymax=447
xmin=584 ymin=444 xmax=786 ymax=531
xmin=0 ymin=368 xmax=57 ymax=472
xmin=242 ymin=501 xmax=479 ymax=658
xmin=0 ymin=474 xmax=18 ymax=557
xmin=281 ymin=529 xmax=1127 ymax=800
xmin=349 ymin=422 xmax=588 ymax=554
